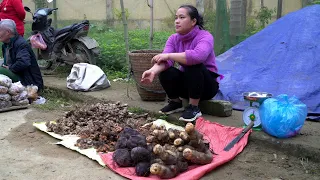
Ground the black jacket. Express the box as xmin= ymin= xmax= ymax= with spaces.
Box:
xmin=2 ymin=36 xmax=44 ymax=90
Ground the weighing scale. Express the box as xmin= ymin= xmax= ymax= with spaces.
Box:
xmin=242 ymin=92 xmax=272 ymax=130
xmin=223 ymin=92 xmax=273 ymax=151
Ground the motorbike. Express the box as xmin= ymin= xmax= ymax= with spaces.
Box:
xmin=24 ymin=6 xmax=100 ymax=70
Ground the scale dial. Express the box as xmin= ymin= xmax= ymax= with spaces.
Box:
xmin=243 ymin=107 xmax=261 ymax=127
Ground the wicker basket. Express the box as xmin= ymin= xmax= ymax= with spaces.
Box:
xmin=129 ymin=50 xmax=166 ymax=101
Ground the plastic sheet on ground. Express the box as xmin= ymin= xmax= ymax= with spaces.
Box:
xmin=33 ymin=122 xmax=106 ymax=166
xmin=214 ymin=5 xmax=320 ymax=116
xmin=32 ymin=119 xmax=185 ymax=168
xmin=100 ymin=117 xmax=251 ymax=180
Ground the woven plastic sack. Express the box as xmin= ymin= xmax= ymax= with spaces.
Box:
xmin=11 ymin=91 xmax=28 ymax=102
xmin=0 ymin=94 xmax=11 ymax=101
xmin=0 ymin=101 xmax=12 ymax=109
xmin=12 ymin=99 xmax=29 ymax=106
xmin=0 ymin=74 xmax=12 ymax=87
xmin=259 ymin=94 xmax=308 ymax=138
xmin=0 ymin=85 xmax=8 ymax=94
xmin=30 ymin=33 xmax=47 ymax=50
xmin=8 ymin=81 xmax=25 ymax=96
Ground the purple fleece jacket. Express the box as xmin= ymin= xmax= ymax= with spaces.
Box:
xmin=162 ymin=25 xmax=218 ymax=73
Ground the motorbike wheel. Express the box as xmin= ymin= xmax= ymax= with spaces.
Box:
xmin=72 ymin=41 xmax=96 ymax=65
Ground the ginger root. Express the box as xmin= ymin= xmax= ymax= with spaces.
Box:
xmin=183 ymin=148 xmax=213 ymax=165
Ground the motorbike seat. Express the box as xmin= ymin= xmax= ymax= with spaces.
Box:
xmin=54 ymin=20 xmax=89 ymax=38
xmin=54 ymin=24 xmax=75 ymax=37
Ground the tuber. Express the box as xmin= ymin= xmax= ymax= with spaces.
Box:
xmin=150 ymin=163 xmax=179 ymax=179
xmin=183 ymin=148 xmax=213 ymax=165
xmin=113 ymin=148 xmax=133 ymax=167
xmin=151 ymin=158 xmax=164 ymax=165
xmin=151 ymin=129 xmax=169 ymax=142
xmin=135 ymin=162 xmax=151 ymax=177
xmin=179 ymin=131 xmax=190 ymax=143
xmin=146 ymin=135 xmax=155 ymax=143
xmin=126 ymin=134 xmax=147 ymax=149
xmin=115 ymin=136 xmax=128 ymax=149
xmin=168 ymin=128 xmax=180 ymax=139
xmin=131 ymin=147 xmax=151 ymax=164
xmin=120 ymin=127 xmax=140 ymax=139
xmin=174 ymin=138 xmax=184 ymax=146
xmin=176 ymin=160 xmax=189 ymax=173
xmin=185 ymin=123 xmax=203 ymax=141
xmin=153 ymin=144 xmax=179 ymax=165
xmin=188 ymin=139 xmax=208 ymax=153
xmin=177 ymin=145 xmax=195 ymax=152
xmin=164 ymin=144 xmax=177 ymax=152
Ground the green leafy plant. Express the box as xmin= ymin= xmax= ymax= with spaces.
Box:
xmin=203 ymin=10 xmax=216 ymax=34
xmin=114 ymin=8 xmax=130 ymax=20
xmin=89 ymin=28 xmax=170 ymax=75
xmin=311 ymin=0 xmax=320 ymax=4
xmin=128 ymin=106 xmax=147 ymax=114
xmin=255 ymin=6 xmax=276 ymax=28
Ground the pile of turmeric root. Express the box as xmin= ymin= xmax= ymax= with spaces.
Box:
xmin=113 ymin=122 xmax=213 ymax=179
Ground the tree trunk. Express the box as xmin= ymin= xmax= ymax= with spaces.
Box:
xmin=106 ymin=0 xmax=114 ymax=26
xmin=120 ymin=0 xmax=130 ymax=74
xmin=196 ymin=0 xmax=205 ymax=15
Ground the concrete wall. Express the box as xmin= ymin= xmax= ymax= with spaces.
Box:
xmin=20 ymin=0 xmax=304 ymax=29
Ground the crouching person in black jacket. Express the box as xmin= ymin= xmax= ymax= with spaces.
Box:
xmin=0 ymin=19 xmax=43 ymax=91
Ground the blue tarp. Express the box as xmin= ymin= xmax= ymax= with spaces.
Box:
xmin=214 ymin=5 xmax=320 ymax=115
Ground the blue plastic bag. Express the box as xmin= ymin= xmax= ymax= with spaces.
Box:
xmin=259 ymin=94 xmax=307 ymax=138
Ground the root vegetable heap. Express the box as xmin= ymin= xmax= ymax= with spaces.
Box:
xmin=46 ymin=102 xmax=155 ymax=152
xmin=149 ymin=123 xmax=213 ymax=179
xmin=113 ymin=127 xmax=152 ymax=177
xmin=113 ymin=122 xmax=214 ymax=178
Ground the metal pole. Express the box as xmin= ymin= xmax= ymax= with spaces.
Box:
xmin=149 ymin=0 xmax=154 ymax=49
xmin=277 ymin=0 xmax=283 ymax=19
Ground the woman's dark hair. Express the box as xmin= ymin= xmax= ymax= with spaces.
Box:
xmin=179 ymin=4 xmax=204 ymax=30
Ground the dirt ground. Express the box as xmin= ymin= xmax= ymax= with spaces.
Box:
xmin=0 ymin=107 xmax=319 ymax=180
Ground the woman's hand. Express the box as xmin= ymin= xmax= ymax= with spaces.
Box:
xmin=152 ymin=53 xmax=169 ymax=64
xmin=141 ymin=69 xmax=156 ymax=84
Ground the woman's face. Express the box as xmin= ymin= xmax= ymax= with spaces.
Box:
xmin=175 ymin=8 xmax=196 ymax=35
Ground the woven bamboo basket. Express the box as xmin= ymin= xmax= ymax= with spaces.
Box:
xmin=129 ymin=50 xmax=166 ymax=101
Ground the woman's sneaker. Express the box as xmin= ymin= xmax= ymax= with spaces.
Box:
xmin=159 ymin=100 xmax=184 ymax=115
xmin=179 ymin=104 xmax=202 ymax=122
